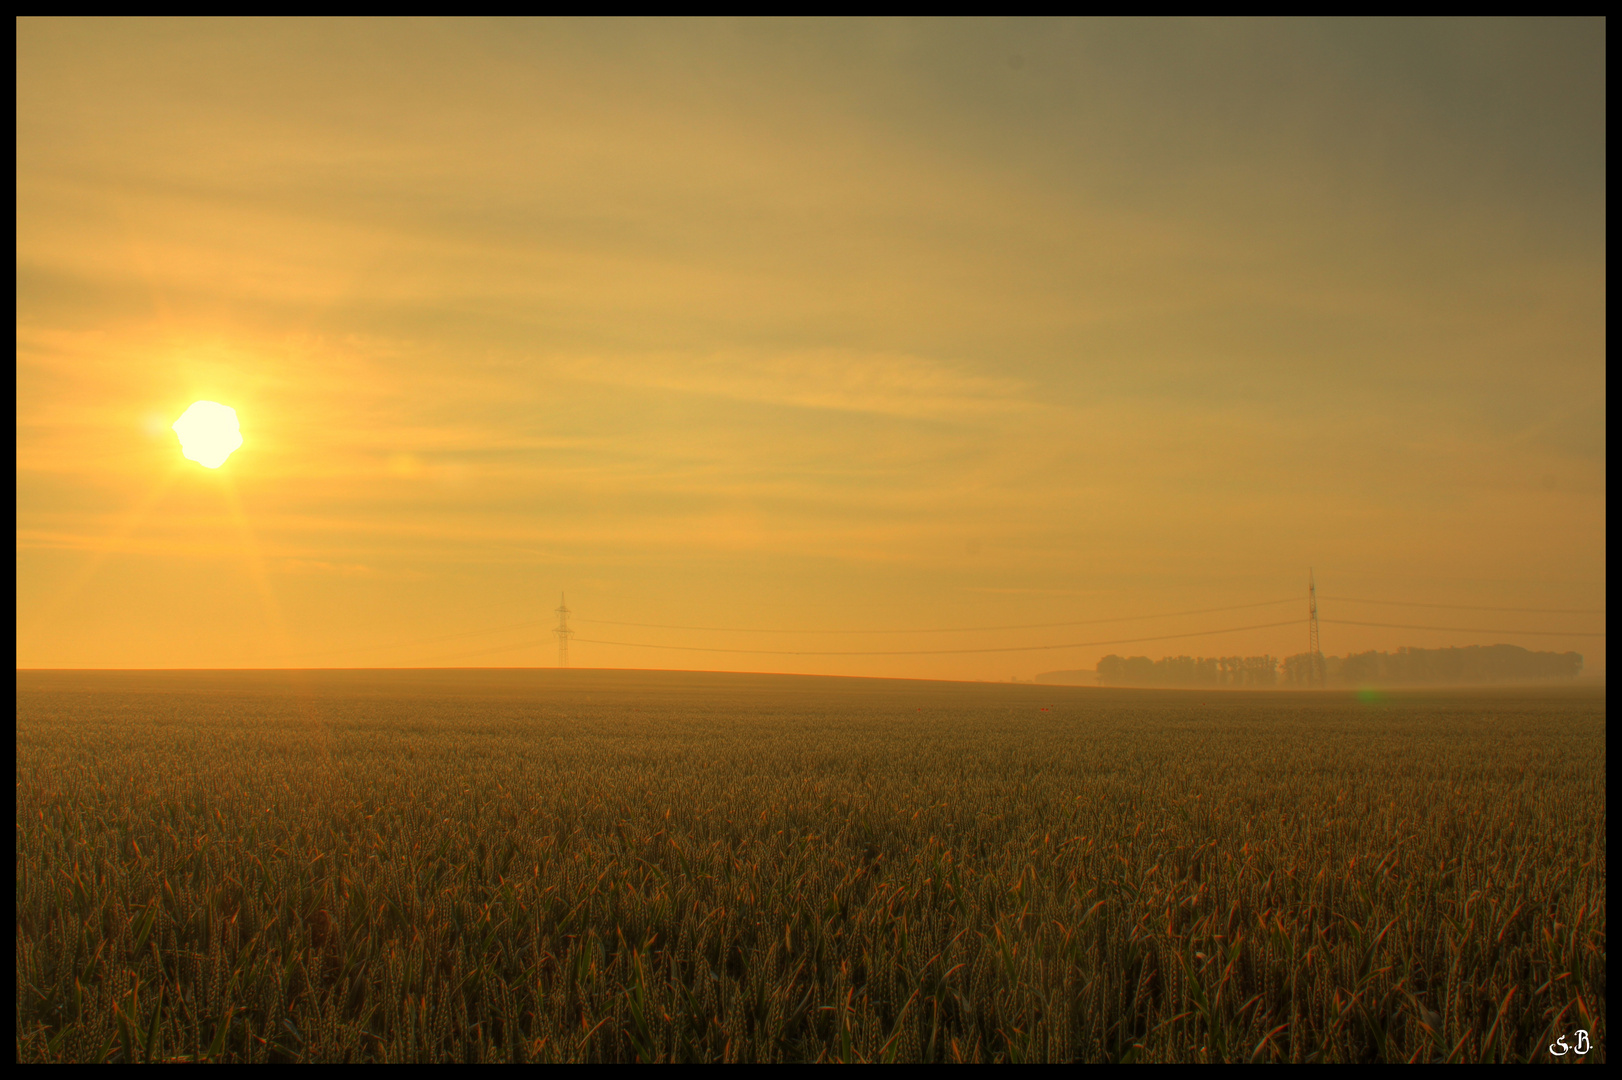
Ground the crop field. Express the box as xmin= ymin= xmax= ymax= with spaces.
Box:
xmin=16 ymin=670 xmax=1606 ymax=1063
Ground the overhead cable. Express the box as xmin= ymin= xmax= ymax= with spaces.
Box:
xmin=1320 ymin=596 xmax=1603 ymax=615
xmin=569 ymin=618 xmax=1305 ymax=657
xmin=273 ymin=616 xmax=554 ymax=660
xmin=574 ymin=597 xmax=1300 ymax=635
xmin=1321 ymin=619 xmax=1604 ymax=637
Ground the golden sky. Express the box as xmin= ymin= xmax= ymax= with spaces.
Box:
xmin=16 ymin=18 xmax=1606 ymax=677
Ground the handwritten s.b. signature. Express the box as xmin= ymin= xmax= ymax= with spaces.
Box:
xmin=1549 ymin=1029 xmax=1591 ymax=1057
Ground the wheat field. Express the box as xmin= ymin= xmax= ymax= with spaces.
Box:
xmin=15 ymin=670 xmax=1606 ymax=1063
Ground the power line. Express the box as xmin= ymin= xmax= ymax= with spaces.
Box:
xmin=403 ymin=615 xmax=1605 ymax=665
xmin=477 ymin=616 xmax=1602 ymax=662
xmin=268 ymin=616 xmax=555 ymax=661
xmin=554 ymin=593 xmax=573 ymax=668
xmin=427 ymin=639 xmax=550 ymax=663
xmin=263 ymin=599 xmax=1304 ymax=661
xmin=1322 ymin=619 xmax=1604 ymax=637
xmin=1308 ymin=570 xmax=1323 ymax=687
xmin=270 ymin=594 xmax=1607 ymax=666
xmin=1320 ymin=596 xmax=1603 ymax=615
xmin=570 ymin=618 xmax=1306 ymax=657
xmin=574 ymin=597 xmax=1300 ymax=635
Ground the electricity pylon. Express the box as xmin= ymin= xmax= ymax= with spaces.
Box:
xmin=554 ymin=593 xmax=573 ymax=668
xmin=1308 ymin=569 xmax=1323 ymax=686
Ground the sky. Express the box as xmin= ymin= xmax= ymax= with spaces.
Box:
xmin=16 ymin=17 xmax=1607 ymax=678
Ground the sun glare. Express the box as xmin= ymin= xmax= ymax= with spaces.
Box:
xmin=172 ymin=401 xmax=244 ymax=469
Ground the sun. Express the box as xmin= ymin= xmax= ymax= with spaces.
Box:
xmin=172 ymin=401 xmax=244 ymax=468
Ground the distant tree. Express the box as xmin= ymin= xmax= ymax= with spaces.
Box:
xmin=1247 ymin=656 xmax=1278 ymax=686
xmin=1285 ymin=644 xmax=1582 ymax=686
xmin=1102 ymin=653 xmax=1283 ymax=687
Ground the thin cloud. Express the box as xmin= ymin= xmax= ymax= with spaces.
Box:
xmin=550 ymin=350 xmax=1034 ymax=419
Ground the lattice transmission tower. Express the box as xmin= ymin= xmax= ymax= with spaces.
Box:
xmin=1308 ymin=569 xmax=1323 ymax=686
xmin=554 ymin=593 xmax=573 ymax=668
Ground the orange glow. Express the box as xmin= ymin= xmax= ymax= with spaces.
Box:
xmin=15 ymin=19 xmax=1605 ymax=675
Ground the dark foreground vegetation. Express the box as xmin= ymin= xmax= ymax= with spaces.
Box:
xmin=16 ymin=671 xmax=1606 ymax=1063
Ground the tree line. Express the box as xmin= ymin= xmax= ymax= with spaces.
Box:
xmin=1096 ymin=654 xmax=1279 ymax=687
xmin=1282 ymin=644 xmax=1583 ymax=685
xmin=1098 ymin=644 xmax=1583 ymax=687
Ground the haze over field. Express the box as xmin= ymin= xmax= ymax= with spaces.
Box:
xmin=16 ymin=18 xmax=1606 ymax=677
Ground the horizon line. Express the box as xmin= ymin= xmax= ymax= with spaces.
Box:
xmin=15 ymin=664 xmax=1607 ymax=686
